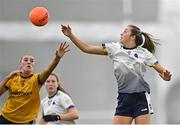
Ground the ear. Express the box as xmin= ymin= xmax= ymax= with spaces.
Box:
xmin=19 ymin=63 xmax=22 ymax=70
xmin=130 ymin=35 xmax=136 ymax=41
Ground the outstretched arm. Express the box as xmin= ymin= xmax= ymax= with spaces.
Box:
xmin=39 ymin=42 xmax=70 ymax=85
xmin=152 ymin=64 xmax=172 ymax=81
xmin=61 ymin=24 xmax=107 ymax=55
xmin=0 ymin=70 xmax=21 ymax=96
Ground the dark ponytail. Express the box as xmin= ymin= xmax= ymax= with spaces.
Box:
xmin=128 ymin=25 xmax=159 ymax=54
xmin=142 ymin=32 xmax=160 ymax=54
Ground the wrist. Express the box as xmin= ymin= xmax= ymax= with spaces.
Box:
xmin=57 ymin=115 xmax=61 ymax=120
xmin=55 ymin=51 xmax=61 ymax=59
xmin=68 ymin=33 xmax=73 ymax=38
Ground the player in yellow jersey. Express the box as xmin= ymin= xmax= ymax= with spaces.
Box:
xmin=0 ymin=42 xmax=70 ymax=124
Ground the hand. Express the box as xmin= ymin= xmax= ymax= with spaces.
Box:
xmin=159 ymin=69 xmax=172 ymax=81
xmin=43 ymin=115 xmax=61 ymax=122
xmin=56 ymin=42 xmax=70 ymax=58
xmin=61 ymin=24 xmax=72 ymax=37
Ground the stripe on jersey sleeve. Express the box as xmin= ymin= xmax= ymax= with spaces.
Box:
xmin=151 ymin=61 xmax=159 ymax=67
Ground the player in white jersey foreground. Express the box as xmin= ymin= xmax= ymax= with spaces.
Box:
xmin=61 ymin=24 xmax=172 ymax=124
xmin=39 ymin=73 xmax=79 ymax=124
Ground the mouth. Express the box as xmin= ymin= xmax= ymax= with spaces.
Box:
xmin=48 ymin=87 xmax=55 ymax=92
xmin=48 ymin=86 xmax=53 ymax=89
xmin=26 ymin=65 xmax=32 ymax=69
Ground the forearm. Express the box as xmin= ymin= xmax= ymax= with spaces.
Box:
xmin=153 ymin=63 xmax=171 ymax=81
xmin=68 ymin=34 xmax=107 ymax=55
xmin=39 ymin=55 xmax=61 ymax=84
xmin=68 ymin=33 xmax=90 ymax=53
xmin=60 ymin=111 xmax=79 ymax=121
xmin=153 ymin=63 xmax=164 ymax=74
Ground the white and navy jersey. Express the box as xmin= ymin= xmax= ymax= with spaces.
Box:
xmin=41 ymin=90 xmax=76 ymax=124
xmin=102 ymin=42 xmax=158 ymax=93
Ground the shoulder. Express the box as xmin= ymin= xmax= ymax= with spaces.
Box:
xmin=57 ymin=91 xmax=73 ymax=103
xmin=41 ymin=96 xmax=48 ymax=104
xmin=34 ymin=73 xmax=40 ymax=77
xmin=57 ymin=91 xmax=70 ymax=99
xmin=103 ymin=42 xmax=122 ymax=55
xmin=136 ymin=46 xmax=147 ymax=53
xmin=136 ymin=46 xmax=154 ymax=56
xmin=28 ymin=73 xmax=41 ymax=81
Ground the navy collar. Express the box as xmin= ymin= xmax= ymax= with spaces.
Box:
xmin=20 ymin=74 xmax=33 ymax=78
xmin=48 ymin=91 xmax=58 ymax=99
xmin=123 ymin=46 xmax=137 ymax=50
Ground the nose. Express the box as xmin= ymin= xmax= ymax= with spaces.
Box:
xmin=120 ymin=32 xmax=123 ymax=36
xmin=27 ymin=59 xmax=33 ymax=64
xmin=27 ymin=61 xmax=31 ymax=64
xmin=120 ymin=33 xmax=123 ymax=38
xmin=48 ymin=82 xmax=53 ymax=85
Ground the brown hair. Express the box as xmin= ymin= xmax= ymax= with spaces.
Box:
xmin=128 ymin=24 xmax=159 ymax=54
xmin=50 ymin=73 xmax=70 ymax=96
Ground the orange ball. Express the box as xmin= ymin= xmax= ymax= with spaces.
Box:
xmin=29 ymin=6 xmax=49 ymax=27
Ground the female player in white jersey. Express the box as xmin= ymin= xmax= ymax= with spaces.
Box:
xmin=61 ymin=24 xmax=172 ymax=124
xmin=39 ymin=73 xmax=79 ymax=124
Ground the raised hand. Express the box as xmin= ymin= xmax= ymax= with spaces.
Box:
xmin=159 ymin=69 xmax=172 ymax=81
xmin=61 ymin=24 xmax=72 ymax=37
xmin=56 ymin=42 xmax=70 ymax=58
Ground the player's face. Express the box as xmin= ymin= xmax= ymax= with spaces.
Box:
xmin=120 ymin=26 xmax=133 ymax=44
xmin=45 ymin=75 xmax=58 ymax=94
xmin=20 ymin=55 xmax=35 ymax=74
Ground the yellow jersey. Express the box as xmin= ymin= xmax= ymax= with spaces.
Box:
xmin=1 ymin=73 xmax=42 ymax=123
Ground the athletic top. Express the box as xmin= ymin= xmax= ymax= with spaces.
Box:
xmin=2 ymin=73 xmax=42 ymax=123
xmin=102 ymin=42 xmax=158 ymax=93
xmin=41 ymin=90 xmax=76 ymax=124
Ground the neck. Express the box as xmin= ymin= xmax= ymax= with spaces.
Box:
xmin=48 ymin=91 xmax=58 ymax=98
xmin=20 ymin=72 xmax=32 ymax=78
xmin=123 ymin=41 xmax=136 ymax=49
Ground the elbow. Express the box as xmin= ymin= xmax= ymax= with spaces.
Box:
xmin=80 ymin=44 xmax=93 ymax=54
xmin=81 ymin=47 xmax=91 ymax=54
xmin=73 ymin=115 xmax=79 ymax=120
xmin=73 ymin=112 xmax=79 ymax=120
xmin=75 ymin=114 xmax=79 ymax=120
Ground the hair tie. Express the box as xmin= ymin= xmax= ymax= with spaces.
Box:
xmin=140 ymin=33 xmax=145 ymax=47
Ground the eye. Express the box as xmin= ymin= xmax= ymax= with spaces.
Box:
xmin=46 ymin=80 xmax=50 ymax=83
xmin=30 ymin=59 xmax=34 ymax=63
xmin=24 ymin=58 xmax=28 ymax=62
xmin=52 ymin=80 xmax=56 ymax=83
xmin=124 ymin=30 xmax=128 ymax=33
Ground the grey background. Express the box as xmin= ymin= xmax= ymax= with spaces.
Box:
xmin=0 ymin=0 xmax=180 ymax=124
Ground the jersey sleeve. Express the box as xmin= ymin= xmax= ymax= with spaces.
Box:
xmin=5 ymin=80 xmax=10 ymax=88
xmin=60 ymin=93 xmax=75 ymax=110
xmin=102 ymin=42 xmax=120 ymax=58
xmin=143 ymin=50 xmax=159 ymax=67
xmin=40 ymin=100 xmax=45 ymax=115
xmin=5 ymin=77 xmax=13 ymax=88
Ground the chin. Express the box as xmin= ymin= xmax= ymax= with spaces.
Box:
xmin=24 ymin=69 xmax=33 ymax=74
